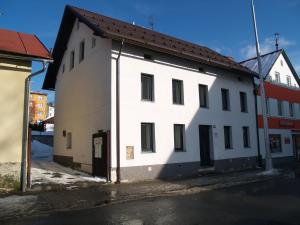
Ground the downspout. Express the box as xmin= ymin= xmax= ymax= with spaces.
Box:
xmin=253 ymin=78 xmax=262 ymax=167
xmin=21 ymin=61 xmax=51 ymax=192
xmin=116 ymin=40 xmax=124 ymax=183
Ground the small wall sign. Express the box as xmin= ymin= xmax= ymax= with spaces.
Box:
xmin=126 ymin=146 xmax=134 ymax=160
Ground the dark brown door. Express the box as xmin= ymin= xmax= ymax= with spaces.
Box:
xmin=92 ymin=131 xmax=108 ymax=177
xmin=293 ymin=135 xmax=300 ymax=161
xmin=199 ymin=125 xmax=212 ymax=166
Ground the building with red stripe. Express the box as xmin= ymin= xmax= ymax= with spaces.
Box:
xmin=241 ymin=49 xmax=300 ymax=164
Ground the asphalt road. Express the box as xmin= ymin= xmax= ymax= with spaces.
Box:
xmin=3 ymin=177 xmax=300 ymax=225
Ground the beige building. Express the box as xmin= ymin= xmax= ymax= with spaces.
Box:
xmin=0 ymin=28 xmax=51 ymax=185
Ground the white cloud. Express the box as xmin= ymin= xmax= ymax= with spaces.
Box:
xmin=240 ymin=37 xmax=295 ymax=59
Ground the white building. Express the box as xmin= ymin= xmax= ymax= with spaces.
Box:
xmin=43 ymin=6 xmax=259 ymax=182
xmin=241 ymin=49 xmax=300 ymax=164
xmin=47 ymin=104 xmax=55 ymax=119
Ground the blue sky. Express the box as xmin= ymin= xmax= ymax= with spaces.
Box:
xmin=1 ymin=0 xmax=300 ymax=103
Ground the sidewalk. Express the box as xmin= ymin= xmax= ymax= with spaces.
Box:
xmin=0 ymin=167 xmax=291 ymax=221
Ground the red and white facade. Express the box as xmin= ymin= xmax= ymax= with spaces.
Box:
xmin=242 ymin=50 xmax=300 ymax=163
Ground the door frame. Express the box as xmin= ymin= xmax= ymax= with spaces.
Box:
xmin=92 ymin=130 xmax=110 ymax=180
xmin=292 ymin=134 xmax=300 ymax=161
xmin=198 ymin=125 xmax=214 ymax=167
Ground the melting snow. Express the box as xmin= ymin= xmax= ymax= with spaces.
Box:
xmin=31 ymin=140 xmax=106 ymax=185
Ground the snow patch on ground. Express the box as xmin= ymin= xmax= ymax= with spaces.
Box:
xmin=257 ymin=169 xmax=281 ymax=176
xmin=31 ymin=140 xmax=106 ymax=186
xmin=0 ymin=195 xmax=37 ymax=218
xmin=32 ymin=131 xmax=54 ymax=136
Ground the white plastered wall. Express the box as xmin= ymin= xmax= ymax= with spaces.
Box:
xmin=112 ymin=45 xmax=258 ymax=169
xmin=54 ymin=21 xmax=111 ymax=173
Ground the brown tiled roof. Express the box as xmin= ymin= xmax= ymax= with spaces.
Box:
xmin=0 ymin=29 xmax=51 ymax=60
xmin=43 ymin=5 xmax=256 ymax=90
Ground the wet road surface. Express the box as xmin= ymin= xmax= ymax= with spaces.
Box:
xmin=3 ymin=177 xmax=300 ymax=225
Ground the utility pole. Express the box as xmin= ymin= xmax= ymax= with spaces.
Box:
xmin=251 ymin=0 xmax=273 ymax=171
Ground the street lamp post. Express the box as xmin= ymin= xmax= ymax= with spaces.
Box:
xmin=251 ymin=0 xmax=273 ymax=171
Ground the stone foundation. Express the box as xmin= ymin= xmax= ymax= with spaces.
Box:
xmin=0 ymin=162 xmax=21 ymax=188
xmin=214 ymin=156 xmax=258 ymax=172
xmin=120 ymin=162 xmax=201 ymax=181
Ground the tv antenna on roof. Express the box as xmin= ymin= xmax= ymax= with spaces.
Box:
xmin=148 ymin=16 xmax=154 ymax=30
xmin=275 ymin=33 xmax=280 ymax=51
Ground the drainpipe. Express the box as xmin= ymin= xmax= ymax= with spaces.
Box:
xmin=21 ymin=61 xmax=51 ymax=192
xmin=253 ymin=79 xmax=262 ymax=167
xmin=116 ymin=40 xmax=124 ymax=183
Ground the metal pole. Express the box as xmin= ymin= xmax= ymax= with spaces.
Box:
xmin=21 ymin=62 xmax=47 ymax=192
xmin=251 ymin=0 xmax=273 ymax=171
xmin=116 ymin=40 xmax=124 ymax=183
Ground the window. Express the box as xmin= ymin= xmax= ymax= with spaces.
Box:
xmin=62 ymin=64 xmax=65 ymax=73
xmin=221 ymin=88 xmax=230 ymax=111
xmin=199 ymin=84 xmax=208 ymax=108
xmin=92 ymin=37 xmax=96 ymax=48
xmin=280 ymin=60 xmax=283 ymax=66
xmin=79 ymin=40 xmax=85 ymax=63
xmin=70 ymin=50 xmax=75 ymax=70
xmin=242 ymin=127 xmax=250 ymax=148
xmin=141 ymin=74 xmax=154 ymax=101
xmin=66 ymin=132 xmax=72 ymax=149
xmin=37 ymin=103 xmax=43 ymax=108
xmin=38 ymin=96 xmax=43 ymax=101
xmin=275 ymin=72 xmax=281 ymax=83
xmin=240 ymin=92 xmax=248 ymax=113
xmin=38 ymin=111 xmax=43 ymax=116
xmin=265 ymin=98 xmax=270 ymax=115
xmin=277 ymin=100 xmax=283 ymax=116
xmin=174 ymin=124 xmax=185 ymax=151
xmin=287 ymin=76 xmax=292 ymax=86
xmin=269 ymin=134 xmax=282 ymax=153
xmin=224 ymin=126 xmax=232 ymax=149
xmin=289 ymin=102 xmax=294 ymax=117
xmin=141 ymin=123 xmax=155 ymax=152
xmin=172 ymin=79 xmax=184 ymax=104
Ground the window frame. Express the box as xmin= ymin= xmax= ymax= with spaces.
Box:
xmin=221 ymin=88 xmax=230 ymax=111
xmin=242 ymin=126 xmax=250 ymax=148
xmin=70 ymin=50 xmax=75 ymax=71
xmin=79 ymin=40 xmax=85 ymax=63
xmin=240 ymin=92 xmax=248 ymax=113
xmin=141 ymin=123 xmax=155 ymax=153
xmin=173 ymin=124 xmax=185 ymax=152
xmin=172 ymin=79 xmax=184 ymax=105
xmin=66 ymin=132 xmax=72 ymax=149
xmin=286 ymin=76 xmax=292 ymax=86
xmin=224 ymin=126 xmax=233 ymax=149
xmin=141 ymin=73 xmax=154 ymax=101
xmin=269 ymin=134 xmax=282 ymax=153
xmin=289 ymin=102 xmax=294 ymax=117
xmin=275 ymin=72 xmax=281 ymax=83
xmin=91 ymin=37 xmax=96 ymax=48
xmin=199 ymin=84 xmax=209 ymax=108
xmin=277 ymin=100 xmax=283 ymax=116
